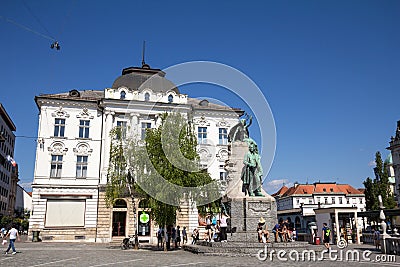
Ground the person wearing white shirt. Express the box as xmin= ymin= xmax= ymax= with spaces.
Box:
xmin=4 ymin=225 xmax=20 ymax=255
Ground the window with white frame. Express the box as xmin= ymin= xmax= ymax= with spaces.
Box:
xmin=76 ymin=156 xmax=88 ymax=178
xmin=144 ymin=92 xmax=150 ymax=101
xmin=117 ymin=121 xmax=127 ymax=140
xmin=54 ymin=118 xmax=65 ymax=137
xmin=219 ymin=128 xmax=228 ymax=145
xmin=198 ymin=127 xmax=207 ymax=144
xmin=324 ymin=197 xmax=328 ymax=204
xmin=339 ymin=197 xmax=343 ymax=204
xmin=141 ymin=122 xmax=151 ymax=140
xmin=220 ymin=172 xmax=227 ymax=181
xmin=79 ymin=120 xmax=90 ymax=138
xmin=50 ymin=155 xmax=63 ymax=178
xmin=168 ymin=94 xmax=173 ymax=103
xmin=332 ymin=197 xmax=336 ymax=204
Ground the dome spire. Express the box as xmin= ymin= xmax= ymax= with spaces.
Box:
xmin=141 ymin=40 xmax=150 ymax=69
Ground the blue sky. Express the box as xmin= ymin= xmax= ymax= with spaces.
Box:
xmin=1 ymin=0 xmax=399 ymax=193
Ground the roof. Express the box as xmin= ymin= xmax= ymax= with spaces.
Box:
xmin=273 ymin=182 xmax=364 ymax=197
xmin=37 ymin=90 xmax=104 ymax=101
xmin=385 ymin=153 xmax=393 ymax=165
xmin=271 ymin=185 xmax=288 ymax=197
xmin=112 ymin=66 xmax=179 ymax=93
xmin=0 ymin=103 xmax=16 ymax=131
xmin=188 ymin=98 xmax=243 ymax=113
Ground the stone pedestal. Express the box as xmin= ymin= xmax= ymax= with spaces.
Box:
xmin=228 ymin=196 xmax=277 ymax=242
xmin=224 ymin=141 xmax=277 ymax=242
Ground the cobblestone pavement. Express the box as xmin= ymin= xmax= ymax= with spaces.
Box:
xmin=1 ymin=240 xmax=400 ymax=267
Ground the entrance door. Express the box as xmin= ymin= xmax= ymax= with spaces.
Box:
xmin=112 ymin=211 xmax=126 ymax=236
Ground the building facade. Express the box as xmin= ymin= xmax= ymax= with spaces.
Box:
xmin=272 ymin=182 xmax=366 ymax=232
xmin=0 ymin=103 xmax=18 ymax=218
xmin=15 ymin=184 xmax=32 ymax=216
xmin=29 ymin=64 xmax=241 ymax=242
xmin=388 ymin=120 xmax=400 ymax=206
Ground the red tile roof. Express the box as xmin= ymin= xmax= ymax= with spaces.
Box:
xmin=273 ymin=183 xmax=364 ymax=197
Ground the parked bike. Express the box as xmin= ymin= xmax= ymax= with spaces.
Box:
xmin=121 ymin=235 xmax=137 ymax=250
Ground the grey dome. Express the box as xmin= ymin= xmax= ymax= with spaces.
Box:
xmin=112 ymin=66 xmax=179 ymax=94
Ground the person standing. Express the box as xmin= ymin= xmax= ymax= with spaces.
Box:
xmin=322 ymin=223 xmax=331 ymax=251
xmin=4 ymin=225 xmax=20 ymax=255
xmin=182 ymin=226 xmax=187 ymax=245
xmin=176 ymin=226 xmax=181 ymax=248
xmin=220 ymin=213 xmax=229 ymax=242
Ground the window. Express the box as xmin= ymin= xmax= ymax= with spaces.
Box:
xmin=76 ymin=156 xmax=88 ymax=178
xmin=54 ymin=118 xmax=65 ymax=137
xmin=332 ymin=197 xmax=335 ymax=204
xmin=141 ymin=122 xmax=151 ymax=140
xmin=324 ymin=197 xmax=328 ymax=204
xmin=347 ymin=198 xmax=350 ymax=204
xmin=168 ymin=94 xmax=173 ymax=103
xmin=220 ymin=172 xmax=227 ymax=181
xmin=359 ymin=198 xmax=363 ymax=204
xmin=219 ymin=128 xmax=228 ymax=145
xmin=297 ymin=199 xmax=300 ymax=204
xmin=79 ymin=120 xmax=90 ymax=138
xmin=339 ymin=197 xmax=343 ymax=204
xmin=198 ymin=127 xmax=207 ymax=144
xmin=50 ymin=155 xmax=63 ymax=178
xmin=308 ymin=199 xmax=312 ymax=204
xmin=117 ymin=121 xmax=127 ymax=140
xmin=144 ymin=92 xmax=150 ymax=101
xmin=120 ymin=91 xmax=126 ymax=99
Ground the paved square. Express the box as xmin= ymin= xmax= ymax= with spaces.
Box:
xmin=1 ymin=240 xmax=400 ymax=267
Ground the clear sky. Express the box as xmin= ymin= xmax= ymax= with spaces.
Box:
xmin=1 ymin=0 xmax=399 ymax=194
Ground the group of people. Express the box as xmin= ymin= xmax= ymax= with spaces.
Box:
xmin=257 ymin=218 xmax=297 ymax=243
xmin=202 ymin=213 xmax=229 ymax=243
xmin=156 ymin=225 xmax=188 ymax=250
xmin=1 ymin=224 xmax=20 ymax=255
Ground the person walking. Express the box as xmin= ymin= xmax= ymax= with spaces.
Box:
xmin=4 ymin=225 xmax=20 ymax=255
xmin=322 ymin=223 xmax=331 ymax=251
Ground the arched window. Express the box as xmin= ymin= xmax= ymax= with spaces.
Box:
xmin=168 ymin=94 xmax=173 ymax=103
xmin=144 ymin=92 xmax=150 ymax=101
xmin=120 ymin=91 xmax=126 ymax=100
xmin=139 ymin=199 xmax=149 ymax=208
xmin=113 ymin=199 xmax=127 ymax=208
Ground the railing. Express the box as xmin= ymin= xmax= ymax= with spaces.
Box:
xmin=360 ymin=233 xmax=374 ymax=244
xmin=383 ymin=236 xmax=400 ymax=255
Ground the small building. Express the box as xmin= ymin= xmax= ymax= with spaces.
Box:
xmin=272 ymin=182 xmax=366 ymax=233
xmin=15 ymin=184 xmax=32 ymax=216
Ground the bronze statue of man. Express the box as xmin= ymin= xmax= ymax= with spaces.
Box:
xmin=241 ymin=138 xmax=264 ymax=197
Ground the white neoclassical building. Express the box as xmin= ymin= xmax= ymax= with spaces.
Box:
xmin=29 ymin=63 xmax=241 ymax=242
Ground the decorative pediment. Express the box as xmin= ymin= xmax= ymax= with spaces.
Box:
xmin=51 ymin=106 xmax=70 ymax=118
xmin=48 ymin=141 xmax=68 ymax=155
xmin=216 ymin=118 xmax=230 ymax=128
xmin=216 ymin=149 xmax=229 ymax=161
xmin=198 ymin=148 xmax=212 ymax=160
xmin=73 ymin=142 xmax=93 ymax=155
xmin=76 ymin=108 xmax=94 ymax=119
xmin=194 ymin=116 xmax=210 ymax=126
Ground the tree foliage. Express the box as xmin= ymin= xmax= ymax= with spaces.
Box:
xmin=105 ymin=113 xmax=220 ymax=228
xmin=363 ymin=151 xmax=396 ymax=210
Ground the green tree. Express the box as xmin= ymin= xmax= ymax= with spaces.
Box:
xmin=363 ymin=177 xmax=378 ymax=210
xmin=363 ymin=151 xmax=396 ymax=210
xmin=105 ymin=113 xmax=221 ymax=250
